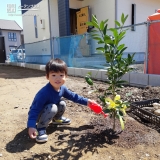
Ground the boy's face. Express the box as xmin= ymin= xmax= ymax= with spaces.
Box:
xmin=46 ymin=71 xmax=66 ymax=91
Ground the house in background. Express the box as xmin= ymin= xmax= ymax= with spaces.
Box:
xmin=0 ymin=19 xmax=22 ymax=63
xmin=21 ymin=0 xmax=160 ymax=65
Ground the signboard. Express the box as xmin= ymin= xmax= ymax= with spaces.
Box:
xmin=76 ymin=7 xmax=89 ymax=34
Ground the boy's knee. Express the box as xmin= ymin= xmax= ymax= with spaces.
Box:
xmin=59 ymin=101 xmax=66 ymax=107
xmin=50 ymin=104 xmax=58 ymax=113
xmin=58 ymin=101 xmax=66 ymax=112
xmin=45 ymin=103 xmax=58 ymax=114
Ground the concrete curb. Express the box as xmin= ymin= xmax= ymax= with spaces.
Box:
xmin=3 ymin=62 xmax=160 ymax=87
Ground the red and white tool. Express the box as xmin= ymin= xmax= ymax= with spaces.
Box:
xmin=89 ymin=102 xmax=108 ymax=118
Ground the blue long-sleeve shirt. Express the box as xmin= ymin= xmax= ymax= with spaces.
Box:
xmin=27 ymin=82 xmax=88 ymax=128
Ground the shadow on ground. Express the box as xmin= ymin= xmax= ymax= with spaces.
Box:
xmin=41 ymin=124 xmax=119 ymax=160
xmin=6 ymin=124 xmax=119 ymax=160
xmin=0 ymin=65 xmax=45 ymax=79
xmin=6 ymin=128 xmax=35 ymax=153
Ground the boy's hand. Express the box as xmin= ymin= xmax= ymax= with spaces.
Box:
xmin=87 ymin=99 xmax=97 ymax=107
xmin=28 ymin=127 xmax=37 ymax=139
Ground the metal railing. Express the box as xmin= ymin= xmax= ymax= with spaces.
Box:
xmin=8 ymin=21 xmax=155 ymax=71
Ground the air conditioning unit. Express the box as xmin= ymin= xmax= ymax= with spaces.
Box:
xmin=40 ymin=19 xmax=45 ymax=29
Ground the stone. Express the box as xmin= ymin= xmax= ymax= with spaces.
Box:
xmin=143 ymin=107 xmax=154 ymax=113
xmin=154 ymin=109 xmax=160 ymax=116
xmin=153 ymin=103 xmax=160 ymax=109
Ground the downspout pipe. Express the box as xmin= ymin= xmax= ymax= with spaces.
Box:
xmin=115 ymin=0 xmax=117 ymax=27
xmin=145 ymin=21 xmax=150 ymax=74
xmin=48 ymin=0 xmax=54 ymax=59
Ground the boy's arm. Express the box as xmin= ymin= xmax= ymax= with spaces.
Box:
xmin=27 ymin=93 xmax=47 ymax=128
xmin=63 ymin=86 xmax=89 ymax=105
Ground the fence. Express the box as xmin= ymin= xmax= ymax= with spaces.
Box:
xmin=9 ymin=21 xmax=158 ymax=72
xmin=146 ymin=20 xmax=160 ymax=74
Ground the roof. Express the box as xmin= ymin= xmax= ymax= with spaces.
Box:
xmin=0 ymin=19 xmax=22 ymax=31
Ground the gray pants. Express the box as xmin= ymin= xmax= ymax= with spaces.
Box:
xmin=37 ymin=101 xmax=66 ymax=129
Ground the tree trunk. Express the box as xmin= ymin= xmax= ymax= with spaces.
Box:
xmin=113 ymin=111 xmax=116 ymax=131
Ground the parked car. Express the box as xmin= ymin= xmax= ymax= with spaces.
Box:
xmin=16 ymin=49 xmax=25 ymax=61
xmin=9 ymin=45 xmax=25 ymax=62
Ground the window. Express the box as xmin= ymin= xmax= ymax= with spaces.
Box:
xmin=34 ymin=15 xmax=38 ymax=38
xmin=8 ymin=32 xmax=17 ymax=41
xmin=131 ymin=4 xmax=136 ymax=31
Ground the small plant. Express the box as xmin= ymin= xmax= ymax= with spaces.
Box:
xmin=85 ymin=14 xmax=135 ymax=131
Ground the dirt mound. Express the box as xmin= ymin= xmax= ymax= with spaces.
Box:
xmin=0 ymin=65 xmax=160 ymax=160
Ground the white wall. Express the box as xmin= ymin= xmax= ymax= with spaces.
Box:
xmin=69 ymin=0 xmax=82 ymax=9
xmin=81 ymin=0 xmax=115 ymax=28
xmin=117 ymin=0 xmax=160 ymax=24
xmin=116 ymin=0 xmax=160 ymax=55
xmin=49 ymin=0 xmax=59 ymax=37
xmin=2 ymin=30 xmax=21 ymax=55
xmin=22 ymin=0 xmax=50 ymax=43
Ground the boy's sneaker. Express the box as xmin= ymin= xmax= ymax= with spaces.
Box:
xmin=36 ymin=129 xmax=48 ymax=143
xmin=52 ymin=117 xmax=71 ymax=125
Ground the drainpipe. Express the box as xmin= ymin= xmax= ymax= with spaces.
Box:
xmin=145 ymin=21 xmax=150 ymax=74
xmin=115 ymin=0 xmax=117 ymax=28
xmin=48 ymin=0 xmax=54 ymax=59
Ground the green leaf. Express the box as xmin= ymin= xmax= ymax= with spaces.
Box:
xmin=115 ymin=20 xmax=121 ymax=27
xmin=105 ymin=39 xmax=114 ymax=45
xmin=110 ymin=28 xmax=118 ymax=38
xmin=93 ymin=37 xmax=103 ymax=41
xmin=85 ymin=76 xmax=93 ymax=85
xmin=97 ymin=47 xmax=105 ymax=52
xmin=121 ymin=13 xmax=125 ymax=24
xmin=117 ymin=44 xmax=125 ymax=51
xmin=119 ymin=115 xmax=125 ymax=130
xmin=124 ymin=15 xmax=128 ymax=24
xmin=105 ymin=53 xmax=112 ymax=62
xmin=121 ymin=14 xmax=128 ymax=25
xmin=119 ymin=110 xmax=124 ymax=116
xmin=86 ymin=21 xmax=94 ymax=26
xmin=98 ymin=96 xmax=106 ymax=103
xmin=118 ymin=31 xmax=126 ymax=41
xmin=105 ymin=92 xmax=112 ymax=95
xmin=97 ymin=40 xmax=104 ymax=44
xmin=92 ymin=21 xmax=99 ymax=29
xmin=92 ymin=15 xmax=98 ymax=23
xmin=103 ymin=24 xmax=108 ymax=35
xmin=92 ymin=34 xmax=101 ymax=37
xmin=119 ymin=47 xmax=127 ymax=54
xmin=90 ymin=29 xmax=98 ymax=33
xmin=104 ymin=19 xmax=109 ymax=24
xmin=100 ymin=21 xmax=104 ymax=30
xmin=104 ymin=108 xmax=111 ymax=113
xmin=87 ymin=72 xmax=92 ymax=76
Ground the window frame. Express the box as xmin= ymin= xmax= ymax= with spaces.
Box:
xmin=8 ymin=32 xmax=17 ymax=41
xmin=34 ymin=15 xmax=38 ymax=38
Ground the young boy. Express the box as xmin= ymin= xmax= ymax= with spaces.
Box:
xmin=27 ymin=58 xmax=96 ymax=143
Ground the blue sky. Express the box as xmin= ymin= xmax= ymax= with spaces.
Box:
xmin=0 ymin=0 xmax=23 ymax=28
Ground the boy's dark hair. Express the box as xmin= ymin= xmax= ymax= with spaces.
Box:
xmin=45 ymin=58 xmax=68 ymax=77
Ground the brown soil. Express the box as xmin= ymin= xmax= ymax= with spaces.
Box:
xmin=0 ymin=65 xmax=160 ymax=160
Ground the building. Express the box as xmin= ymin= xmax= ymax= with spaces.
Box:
xmin=21 ymin=0 xmax=160 ymax=65
xmin=0 ymin=19 xmax=22 ymax=63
